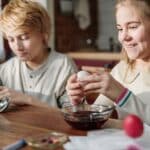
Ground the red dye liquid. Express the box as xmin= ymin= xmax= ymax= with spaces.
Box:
xmin=64 ymin=111 xmax=107 ymax=130
xmin=86 ymin=93 xmax=99 ymax=104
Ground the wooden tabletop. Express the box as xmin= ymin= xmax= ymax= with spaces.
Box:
xmin=0 ymin=105 xmax=123 ymax=149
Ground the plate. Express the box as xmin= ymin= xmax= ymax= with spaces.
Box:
xmin=27 ymin=132 xmax=69 ymax=150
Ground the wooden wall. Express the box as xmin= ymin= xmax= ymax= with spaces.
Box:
xmin=54 ymin=0 xmax=98 ymax=52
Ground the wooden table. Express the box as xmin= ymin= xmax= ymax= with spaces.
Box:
xmin=0 ymin=105 xmax=122 ymax=149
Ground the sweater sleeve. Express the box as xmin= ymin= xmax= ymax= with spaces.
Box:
xmin=116 ymin=89 xmax=150 ymax=125
xmin=94 ymin=61 xmax=150 ymax=125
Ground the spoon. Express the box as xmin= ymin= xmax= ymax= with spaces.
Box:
xmin=0 ymin=97 xmax=9 ymax=112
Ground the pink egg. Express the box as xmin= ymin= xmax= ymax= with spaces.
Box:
xmin=123 ymin=114 xmax=144 ymax=138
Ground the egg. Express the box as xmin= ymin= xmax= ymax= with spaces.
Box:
xmin=77 ymin=70 xmax=90 ymax=81
xmin=123 ymin=114 xmax=144 ymax=138
xmin=77 ymin=70 xmax=97 ymax=104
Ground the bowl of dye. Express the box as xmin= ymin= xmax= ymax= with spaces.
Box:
xmin=62 ymin=103 xmax=114 ymax=130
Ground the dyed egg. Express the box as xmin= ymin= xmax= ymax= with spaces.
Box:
xmin=123 ymin=114 xmax=144 ymax=138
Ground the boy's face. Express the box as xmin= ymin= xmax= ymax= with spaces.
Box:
xmin=5 ymin=28 xmax=47 ymax=64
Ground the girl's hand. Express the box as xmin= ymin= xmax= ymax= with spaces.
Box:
xmin=81 ymin=66 xmax=125 ymax=102
xmin=66 ymin=74 xmax=85 ymax=105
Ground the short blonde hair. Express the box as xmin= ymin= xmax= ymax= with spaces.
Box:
xmin=116 ymin=0 xmax=150 ymax=69
xmin=0 ymin=0 xmax=51 ymax=40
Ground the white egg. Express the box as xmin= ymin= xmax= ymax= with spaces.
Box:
xmin=77 ymin=70 xmax=90 ymax=81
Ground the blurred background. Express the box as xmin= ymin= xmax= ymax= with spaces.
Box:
xmin=0 ymin=0 xmax=121 ymax=68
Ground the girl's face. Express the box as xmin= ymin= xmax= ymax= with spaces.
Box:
xmin=116 ymin=5 xmax=150 ymax=61
xmin=6 ymin=28 xmax=48 ymax=67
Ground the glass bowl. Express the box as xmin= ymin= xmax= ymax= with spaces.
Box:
xmin=62 ymin=103 xmax=115 ymax=130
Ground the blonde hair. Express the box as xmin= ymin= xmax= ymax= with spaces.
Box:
xmin=116 ymin=0 xmax=150 ymax=69
xmin=0 ymin=0 xmax=51 ymax=40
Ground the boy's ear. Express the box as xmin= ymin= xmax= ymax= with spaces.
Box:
xmin=43 ymin=33 xmax=49 ymax=45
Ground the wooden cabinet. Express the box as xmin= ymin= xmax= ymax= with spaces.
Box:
xmin=54 ymin=0 xmax=98 ymax=52
xmin=1 ymin=0 xmax=9 ymax=7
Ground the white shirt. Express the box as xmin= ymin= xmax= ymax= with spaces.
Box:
xmin=0 ymin=50 xmax=77 ymax=107
xmin=95 ymin=60 xmax=150 ymax=125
